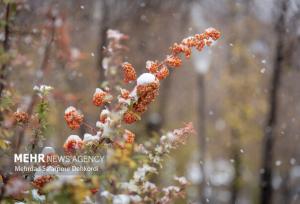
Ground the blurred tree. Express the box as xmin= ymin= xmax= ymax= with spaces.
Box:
xmin=278 ymin=5 xmax=300 ymax=204
xmin=259 ymin=1 xmax=288 ymax=204
xmin=14 ymin=10 xmax=56 ymax=154
xmin=0 ymin=2 xmax=12 ymax=124
xmin=193 ymin=48 xmax=211 ymax=203
xmin=0 ymin=3 xmax=11 ymax=100
xmin=222 ymin=1 xmax=266 ymax=203
xmin=96 ymin=0 xmax=109 ymax=86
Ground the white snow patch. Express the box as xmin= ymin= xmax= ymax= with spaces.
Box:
xmin=94 ymin=88 xmax=104 ymax=94
xmin=137 ymin=73 xmax=156 ymax=85
xmin=130 ymin=195 xmax=142 ymax=202
xmin=96 ymin=121 xmax=103 ymax=128
xmin=107 ymin=29 xmax=124 ymax=40
xmin=66 ymin=135 xmax=82 ymax=142
xmin=100 ymin=109 xmax=110 ymax=116
xmin=32 ymin=189 xmax=45 ymax=202
xmin=113 ymin=194 xmax=130 ymax=204
xmin=65 ymin=106 xmax=76 ymax=114
xmin=83 ymin=133 xmax=99 ymax=142
xmin=101 ymin=191 xmax=113 ymax=199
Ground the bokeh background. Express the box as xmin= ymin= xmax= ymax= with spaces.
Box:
xmin=1 ymin=0 xmax=300 ymax=203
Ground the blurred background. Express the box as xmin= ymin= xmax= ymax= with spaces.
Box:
xmin=1 ymin=0 xmax=300 ymax=203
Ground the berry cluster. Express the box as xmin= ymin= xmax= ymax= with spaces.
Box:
xmin=64 ymin=106 xmax=84 ymax=130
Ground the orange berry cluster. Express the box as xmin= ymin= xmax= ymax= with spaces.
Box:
xmin=64 ymin=107 xmax=84 ymax=130
xmin=122 ymin=62 xmax=137 ymax=83
xmin=146 ymin=60 xmax=169 ymax=80
xmin=166 ymin=55 xmax=182 ymax=68
xmin=122 ymin=28 xmax=221 ymax=124
xmin=123 ymin=111 xmax=139 ymax=124
xmin=146 ymin=60 xmax=159 ymax=73
xmin=13 ymin=111 xmax=29 ymax=123
xmin=168 ymin=27 xmax=221 ymax=65
xmin=92 ymin=89 xmax=112 ymax=107
xmin=63 ymin=28 xmax=220 ymax=130
xmin=32 ymin=175 xmax=55 ymax=194
xmin=170 ymin=43 xmax=192 ymax=58
xmin=123 ymin=81 xmax=159 ymax=124
xmin=63 ymin=137 xmax=83 ymax=154
xmin=133 ymin=82 xmax=160 ymax=113
xmin=155 ymin=66 xmax=169 ymax=80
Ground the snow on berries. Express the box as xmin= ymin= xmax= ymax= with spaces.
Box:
xmin=32 ymin=175 xmax=55 ymax=194
xmin=32 ymin=166 xmax=56 ymax=194
xmin=119 ymin=28 xmax=221 ymax=124
xmin=57 ymin=28 xmax=218 ymax=202
xmin=63 ymin=135 xmax=83 ymax=154
xmin=99 ymin=109 xmax=110 ymax=123
xmin=146 ymin=60 xmax=159 ymax=73
xmin=92 ymin=88 xmax=113 ymax=106
xmin=83 ymin=133 xmax=100 ymax=145
xmin=181 ymin=36 xmax=198 ymax=47
xmin=134 ymin=81 xmax=159 ymax=113
xmin=64 ymin=106 xmax=84 ymax=130
xmin=0 ymin=18 xmax=221 ymax=203
xmin=61 ymin=28 xmax=220 ymax=135
xmin=136 ymin=73 xmax=156 ymax=86
xmin=118 ymin=88 xmax=132 ymax=104
xmin=205 ymin=27 xmax=221 ymax=40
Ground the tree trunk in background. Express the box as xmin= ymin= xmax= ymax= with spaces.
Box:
xmin=230 ymin=129 xmax=241 ymax=204
xmin=259 ymin=1 xmax=288 ymax=204
xmin=0 ymin=3 xmax=14 ymax=186
xmin=197 ymin=73 xmax=207 ymax=203
xmin=96 ymin=0 xmax=109 ymax=85
xmin=0 ymin=4 xmax=11 ymax=121
xmin=227 ymin=2 xmax=242 ymax=203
